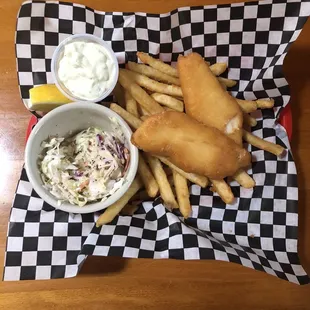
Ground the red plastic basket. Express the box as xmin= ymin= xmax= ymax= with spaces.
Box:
xmin=25 ymin=105 xmax=293 ymax=143
xmin=278 ymin=104 xmax=292 ymax=141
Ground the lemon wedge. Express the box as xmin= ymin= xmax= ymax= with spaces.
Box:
xmin=29 ymin=84 xmax=72 ymax=112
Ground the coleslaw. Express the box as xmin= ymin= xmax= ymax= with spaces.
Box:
xmin=38 ymin=126 xmax=130 ymax=207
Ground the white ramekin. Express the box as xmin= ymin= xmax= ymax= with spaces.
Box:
xmin=51 ymin=34 xmax=119 ymax=102
xmin=25 ymin=102 xmax=138 ymax=214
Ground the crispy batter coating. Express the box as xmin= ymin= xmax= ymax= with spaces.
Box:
xmin=177 ymin=52 xmax=243 ymax=145
xmin=131 ymin=111 xmax=250 ymax=179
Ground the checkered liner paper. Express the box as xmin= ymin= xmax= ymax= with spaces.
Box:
xmin=4 ymin=0 xmax=310 ymax=284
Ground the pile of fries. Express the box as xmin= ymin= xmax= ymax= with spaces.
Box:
xmin=96 ymin=52 xmax=284 ymax=227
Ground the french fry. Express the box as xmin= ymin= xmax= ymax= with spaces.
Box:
xmin=236 ymin=98 xmax=275 ymax=113
xmin=120 ymin=204 xmax=139 ymax=216
xmin=113 ymin=82 xmax=126 ymax=108
xmin=233 ymin=169 xmax=255 ymax=188
xmin=173 ymin=170 xmax=191 ymax=219
xmin=217 ymin=77 xmax=237 ymax=88
xmin=127 ymin=61 xmax=180 ymax=85
xmin=131 ymin=189 xmax=152 ymax=202
xmin=157 ymin=156 xmax=209 ymax=188
xmin=236 ymin=99 xmax=257 ymax=113
xmin=243 ymin=113 xmax=257 ymax=127
xmin=137 ymin=52 xmax=178 ymax=77
xmin=130 ymin=175 xmax=174 ymax=201
xmin=145 ymin=154 xmax=179 ymax=210
xmin=126 ymin=70 xmax=183 ymax=98
xmin=211 ymin=179 xmax=234 ymax=204
xmin=118 ymin=70 xmax=164 ymax=114
xmin=145 ymin=89 xmax=154 ymax=95
xmin=209 ymin=63 xmax=227 ymax=76
xmin=243 ymin=130 xmax=285 ymax=156
xmin=125 ymin=91 xmax=139 ymax=117
xmin=151 ymin=93 xmax=184 ymax=112
xmin=256 ymin=98 xmax=275 ymax=109
xmin=110 ymin=103 xmax=142 ymax=130
xmin=138 ymin=153 xmax=159 ymax=198
xmin=219 ymin=81 xmax=227 ymax=91
xmin=138 ymin=105 xmax=150 ymax=116
xmin=96 ymin=177 xmax=143 ymax=227
xmin=140 ymin=115 xmax=150 ymax=121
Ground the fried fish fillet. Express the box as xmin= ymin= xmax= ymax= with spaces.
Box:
xmin=177 ymin=52 xmax=243 ymax=145
xmin=131 ymin=111 xmax=250 ymax=180
xmin=178 ymin=52 xmax=255 ymax=190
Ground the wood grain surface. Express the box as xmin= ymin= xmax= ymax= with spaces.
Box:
xmin=0 ymin=0 xmax=309 ymax=309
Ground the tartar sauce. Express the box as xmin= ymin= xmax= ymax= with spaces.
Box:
xmin=58 ymin=41 xmax=116 ymax=100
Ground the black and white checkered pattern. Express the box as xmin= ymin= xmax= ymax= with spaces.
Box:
xmin=4 ymin=0 xmax=310 ymax=283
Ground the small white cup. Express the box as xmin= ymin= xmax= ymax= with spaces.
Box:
xmin=25 ymin=102 xmax=139 ymax=214
xmin=51 ymin=34 xmax=119 ymax=102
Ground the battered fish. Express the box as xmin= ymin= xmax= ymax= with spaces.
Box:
xmin=177 ymin=52 xmax=243 ymax=145
xmin=131 ymin=111 xmax=250 ymax=180
xmin=178 ymin=52 xmax=255 ymax=190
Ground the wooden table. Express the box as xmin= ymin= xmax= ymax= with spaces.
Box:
xmin=0 ymin=0 xmax=309 ymax=308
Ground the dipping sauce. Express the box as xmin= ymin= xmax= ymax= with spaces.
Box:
xmin=57 ymin=41 xmax=117 ymax=100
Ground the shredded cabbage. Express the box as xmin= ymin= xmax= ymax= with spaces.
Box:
xmin=39 ymin=126 xmax=130 ymax=207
